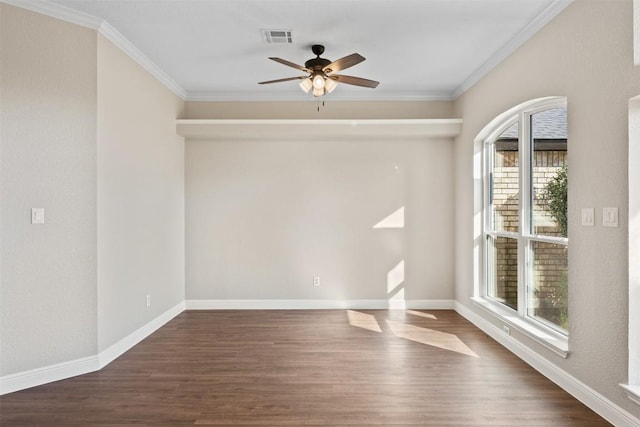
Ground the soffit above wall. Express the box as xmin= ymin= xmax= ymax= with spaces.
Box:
xmin=176 ymin=119 xmax=462 ymax=141
xmin=183 ymin=100 xmax=456 ymax=120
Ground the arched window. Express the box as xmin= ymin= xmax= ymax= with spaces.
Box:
xmin=477 ymin=97 xmax=569 ymax=354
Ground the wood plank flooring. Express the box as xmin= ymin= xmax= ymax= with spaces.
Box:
xmin=0 ymin=310 xmax=610 ymax=426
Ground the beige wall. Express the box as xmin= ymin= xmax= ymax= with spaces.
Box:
xmin=0 ymin=5 xmax=98 ymax=375
xmin=96 ymin=35 xmax=185 ymax=351
xmin=185 ymin=100 xmax=458 ymax=304
xmin=0 ymin=3 xmax=186 ymax=378
xmin=453 ymin=0 xmax=640 ymax=416
xmin=186 ymin=136 xmax=454 ymax=303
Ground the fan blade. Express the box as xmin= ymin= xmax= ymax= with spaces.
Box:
xmin=269 ymin=57 xmax=309 ymax=72
xmin=330 ymin=74 xmax=379 ymax=88
xmin=323 ymin=53 xmax=365 ymax=73
xmin=258 ymin=76 xmax=308 ymax=85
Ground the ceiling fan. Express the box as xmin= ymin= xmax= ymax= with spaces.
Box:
xmin=258 ymin=44 xmax=379 ymax=97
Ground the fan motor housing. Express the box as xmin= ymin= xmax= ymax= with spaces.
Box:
xmin=305 ymin=57 xmax=331 ymax=71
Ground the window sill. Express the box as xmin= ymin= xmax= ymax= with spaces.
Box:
xmin=620 ymin=384 xmax=640 ymax=406
xmin=471 ymin=297 xmax=569 ymax=358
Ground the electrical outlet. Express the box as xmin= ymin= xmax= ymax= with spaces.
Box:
xmin=313 ymin=276 xmax=320 ymax=287
xmin=503 ymin=325 xmax=511 ymax=336
xmin=146 ymin=294 xmax=151 ymax=308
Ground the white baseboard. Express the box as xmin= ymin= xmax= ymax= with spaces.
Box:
xmin=454 ymin=301 xmax=640 ymax=427
xmin=185 ymin=299 xmax=455 ymax=310
xmin=0 ymin=301 xmax=185 ymax=396
xmin=0 ymin=355 xmax=99 ymax=396
xmin=98 ymin=301 xmax=185 ymax=368
xmin=2 ymin=299 xmax=451 ymax=395
xmin=8 ymin=297 xmax=634 ymax=427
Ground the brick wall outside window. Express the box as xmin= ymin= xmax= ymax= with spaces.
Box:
xmin=493 ymin=149 xmax=567 ymax=325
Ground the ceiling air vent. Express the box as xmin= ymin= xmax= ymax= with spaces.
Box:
xmin=261 ymin=29 xmax=293 ymax=44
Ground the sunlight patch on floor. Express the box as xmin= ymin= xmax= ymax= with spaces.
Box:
xmin=406 ymin=310 xmax=437 ymax=320
xmin=347 ymin=310 xmax=382 ymax=333
xmin=385 ymin=319 xmax=478 ymax=358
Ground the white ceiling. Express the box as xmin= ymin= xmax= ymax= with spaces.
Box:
xmin=35 ymin=0 xmax=569 ymax=101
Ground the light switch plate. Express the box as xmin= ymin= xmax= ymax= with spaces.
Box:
xmin=603 ymin=207 xmax=619 ymax=227
xmin=581 ymin=208 xmax=594 ymax=226
xmin=31 ymin=208 xmax=45 ymax=224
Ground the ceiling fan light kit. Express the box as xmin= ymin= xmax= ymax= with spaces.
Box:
xmin=299 ymin=78 xmax=313 ymax=93
xmin=312 ymin=73 xmax=325 ymax=90
xmin=258 ymin=44 xmax=379 ymax=97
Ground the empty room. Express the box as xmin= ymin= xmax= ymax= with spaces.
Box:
xmin=1 ymin=0 xmax=640 ymax=425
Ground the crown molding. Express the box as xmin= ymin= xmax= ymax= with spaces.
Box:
xmin=4 ymin=0 xmax=440 ymax=103
xmin=3 ymin=0 xmax=571 ymax=103
xmin=0 ymin=0 xmax=102 ymax=28
xmin=2 ymin=0 xmax=187 ymax=100
xmin=452 ymin=0 xmax=573 ymax=99
xmin=97 ymin=21 xmax=187 ymax=99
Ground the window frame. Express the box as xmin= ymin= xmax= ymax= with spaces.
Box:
xmin=475 ymin=97 xmax=569 ymax=357
xmin=621 ymin=95 xmax=640 ymax=404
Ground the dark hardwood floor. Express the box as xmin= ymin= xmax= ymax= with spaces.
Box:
xmin=0 ymin=310 xmax=609 ymax=426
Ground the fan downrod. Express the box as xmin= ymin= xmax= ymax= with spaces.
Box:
xmin=311 ymin=44 xmax=325 ymax=57
xmin=305 ymin=45 xmax=331 ymax=70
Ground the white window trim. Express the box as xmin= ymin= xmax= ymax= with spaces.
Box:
xmin=471 ymin=297 xmax=568 ymax=358
xmin=634 ymin=0 xmax=640 ymax=67
xmin=621 ymin=384 xmax=640 ymax=406
xmin=620 ymin=95 xmax=640 ymax=405
xmin=475 ymin=97 xmax=569 ymax=357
